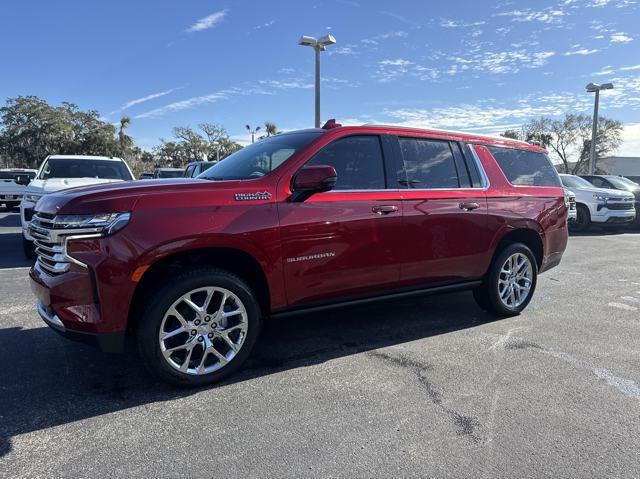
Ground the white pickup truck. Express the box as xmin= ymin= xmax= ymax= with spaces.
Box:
xmin=559 ymin=174 xmax=636 ymax=231
xmin=19 ymin=155 xmax=134 ymax=257
xmin=0 ymin=169 xmax=37 ymax=209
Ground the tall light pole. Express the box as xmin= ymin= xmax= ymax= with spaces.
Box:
xmin=245 ymin=124 xmax=261 ymax=144
xmin=586 ymin=82 xmax=614 ymax=174
xmin=298 ymin=34 xmax=336 ymax=128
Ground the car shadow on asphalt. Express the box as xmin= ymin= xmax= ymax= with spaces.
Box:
xmin=0 ymin=291 xmax=493 ymax=457
xmin=0 ymin=211 xmax=20 ymax=227
xmin=570 ymin=227 xmax=640 ymax=237
xmin=0 ymin=233 xmax=33 ymax=269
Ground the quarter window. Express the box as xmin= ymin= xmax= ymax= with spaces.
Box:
xmin=488 ymin=146 xmax=561 ymax=187
xmin=399 ymin=138 xmax=459 ymax=189
xmin=307 ymin=135 xmax=386 ymax=190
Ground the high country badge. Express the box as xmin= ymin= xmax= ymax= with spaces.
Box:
xmin=234 ymin=191 xmax=272 ymax=201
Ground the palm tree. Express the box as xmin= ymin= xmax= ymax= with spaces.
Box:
xmin=264 ymin=121 xmax=280 ymax=137
xmin=118 ymin=116 xmax=133 ymax=159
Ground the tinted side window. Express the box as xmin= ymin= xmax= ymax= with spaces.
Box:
xmin=464 ymin=144 xmax=483 ymax=187
xmin=488 ymin=146 xmax=561 ymax=187
xmin=307 ymin=135 xmax=386 ymax=190
xmin=184 ymin=165 xmax=196 ymax=177
xmin=399 ymin=138 xmax=459 ymax=189
xmin=451 ymin=142 xmax=471 ymax=188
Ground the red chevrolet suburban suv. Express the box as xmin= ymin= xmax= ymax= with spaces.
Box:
xmin=29 ymin=122 xmax=568 ymax=386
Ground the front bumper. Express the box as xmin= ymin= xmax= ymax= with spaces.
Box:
xmin=0 ymin=194 xmax=22 ymax=203
xmin=36 ymin=302 xmax=126 ymax=352
xmin=589 ymin=206 xmax=635 ymax=224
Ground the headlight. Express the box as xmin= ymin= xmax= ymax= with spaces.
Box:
xmin=24 ymin=193 xmax=43 ymax=203
xmin=593 ymin=194 xmax=609 ymax=202
xmin=53 ymin=212 xmax=131 ymax=236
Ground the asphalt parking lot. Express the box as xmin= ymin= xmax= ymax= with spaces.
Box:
xmin=0 ymin=208 xmax=639 ymax=478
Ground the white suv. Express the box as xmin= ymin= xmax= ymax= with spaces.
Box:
xmin=559 ymin=174 xmax=636 ymax=231
xmin=20 ymin=155 xmax=134 ymax=257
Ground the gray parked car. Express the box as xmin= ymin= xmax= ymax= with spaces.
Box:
xmin=183 ymin=161 xmax=216 ymax=178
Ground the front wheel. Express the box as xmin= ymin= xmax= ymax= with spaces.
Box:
xmin=137 ymin=268 xmax=262 ymax=387
xmin=473 ymin=243 xmax=538 ymax=317
xmin=570 ymin=204 xmax=591 ymax=232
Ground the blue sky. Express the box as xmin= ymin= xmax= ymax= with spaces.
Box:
xmin=2 ymin=0 xmax=639 ymax=154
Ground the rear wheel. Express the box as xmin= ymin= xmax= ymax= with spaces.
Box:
xmin=138 ymin=268 xmax=262 ymax=387
xmin=473 ymin=243 xmax=537 ymax=317
xmin=570 ymin=204 xmax=591 ymax=232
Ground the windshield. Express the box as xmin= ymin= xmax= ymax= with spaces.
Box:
xmin=39 ymin=158 xmax=132 ymax=181
xmin=1 ymin=171 xmax=36 ymax=180
xmin=608 ymin=176 xmax=639 ymax=189
xmin=560 ymin=175 xmax=593 ymax=189
xmin=198 ymin=131 xmax=324 ymax=181
xmin=157 ymin=170 xmax=183 ymax=178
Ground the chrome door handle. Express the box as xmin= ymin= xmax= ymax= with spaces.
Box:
xmin=372 ymin=205 xmax=399 ymax=215
xmin=459 ymin=202 xmax=480 ymax=211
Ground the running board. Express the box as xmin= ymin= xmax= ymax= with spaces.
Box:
xmin=270 ymin=280 xmax=482 ymax=319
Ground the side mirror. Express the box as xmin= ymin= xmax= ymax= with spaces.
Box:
xmin=291 ymin=165 xmax=337 ymax=202
xmin=14 ymin=175 xmax=31 ymax=186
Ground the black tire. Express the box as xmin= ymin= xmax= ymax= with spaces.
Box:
xmin=570 ymin=204 xmax=591 ymax=232
xmin=137 ymin=268 xmax=262 ymax=387
xmin=473 ymin=243 xmax=538 ymax=317
xmin=22 ymin=237 xmax=36 ymax=259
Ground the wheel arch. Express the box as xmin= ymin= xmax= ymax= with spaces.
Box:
xmin=127 ymin=246 xmax=273 ymax=334
xmin=490 ymin=226 xmax=544 ymax=272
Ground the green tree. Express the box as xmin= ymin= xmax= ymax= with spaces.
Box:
xmin=0 ymin=95 xmax=120 ymax=168
xmin=501 ymin=114 xmax=623 ymax=174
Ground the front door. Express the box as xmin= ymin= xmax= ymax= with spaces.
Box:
xmin=278 ymin=135 xmax=403 ymax=307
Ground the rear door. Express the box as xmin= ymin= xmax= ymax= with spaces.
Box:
xmin=395 ymin=137 xmax=491 ymax=286
xmin=278 ymin=134 xmax=403 ymax=306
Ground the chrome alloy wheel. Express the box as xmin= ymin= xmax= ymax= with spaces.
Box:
xmin=158 ymin=287 xmax=249 ymax=375
xmin=498 ymin=252 xmax=533 ymax=308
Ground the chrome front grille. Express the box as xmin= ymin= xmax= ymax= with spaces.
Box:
xmin=31 ymin=213 xmax=71 ymax=275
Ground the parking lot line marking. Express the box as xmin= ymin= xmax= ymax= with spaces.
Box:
xmin=607 ymin=302 xmax=638 ymax=312
xmin=0 ymin=266 xmax=31 ymax=272
xmin=542 ymin=349 xmax=640 ymax=401
xmin=620 ymin=296 xmax=640 ymax=303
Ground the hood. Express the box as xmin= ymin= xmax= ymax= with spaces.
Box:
xmin=35 ymin=178 xmax=270 ymax=216
xmin=570 ymin=185 xmax=634 ymax=197
xmin=26 ymin=177 xmax=124 ymax=194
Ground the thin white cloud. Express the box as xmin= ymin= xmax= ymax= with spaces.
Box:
xmin=258 ymin=79 xmax=313 ymax=90
xmin=253 ymin=20 xmax=275 ymax=30
xmin=186 ymin=10 xmax=227 ymax=33
xmin=115 ymin=87 xmax=183 ymax=113
xmin=135 ymin=92 xmax=230 ymax=119
xmin=610 ymin=32 xmax=633 ymax=43
xmin=564 ymin=48 xmax=600 ymax=55
xmin=495 ymin=8 xmax=565 ymax=24
xmin=440 ymin=19 xmax=486 ymax=28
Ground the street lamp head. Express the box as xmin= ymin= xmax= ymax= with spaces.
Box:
xmin=298 ymin=36 xmax=317 ymax=47
xmin=586 ymin=82 xmax=614 ymax=92
xmin=317 ymin=34 xmax=337 ymax=47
